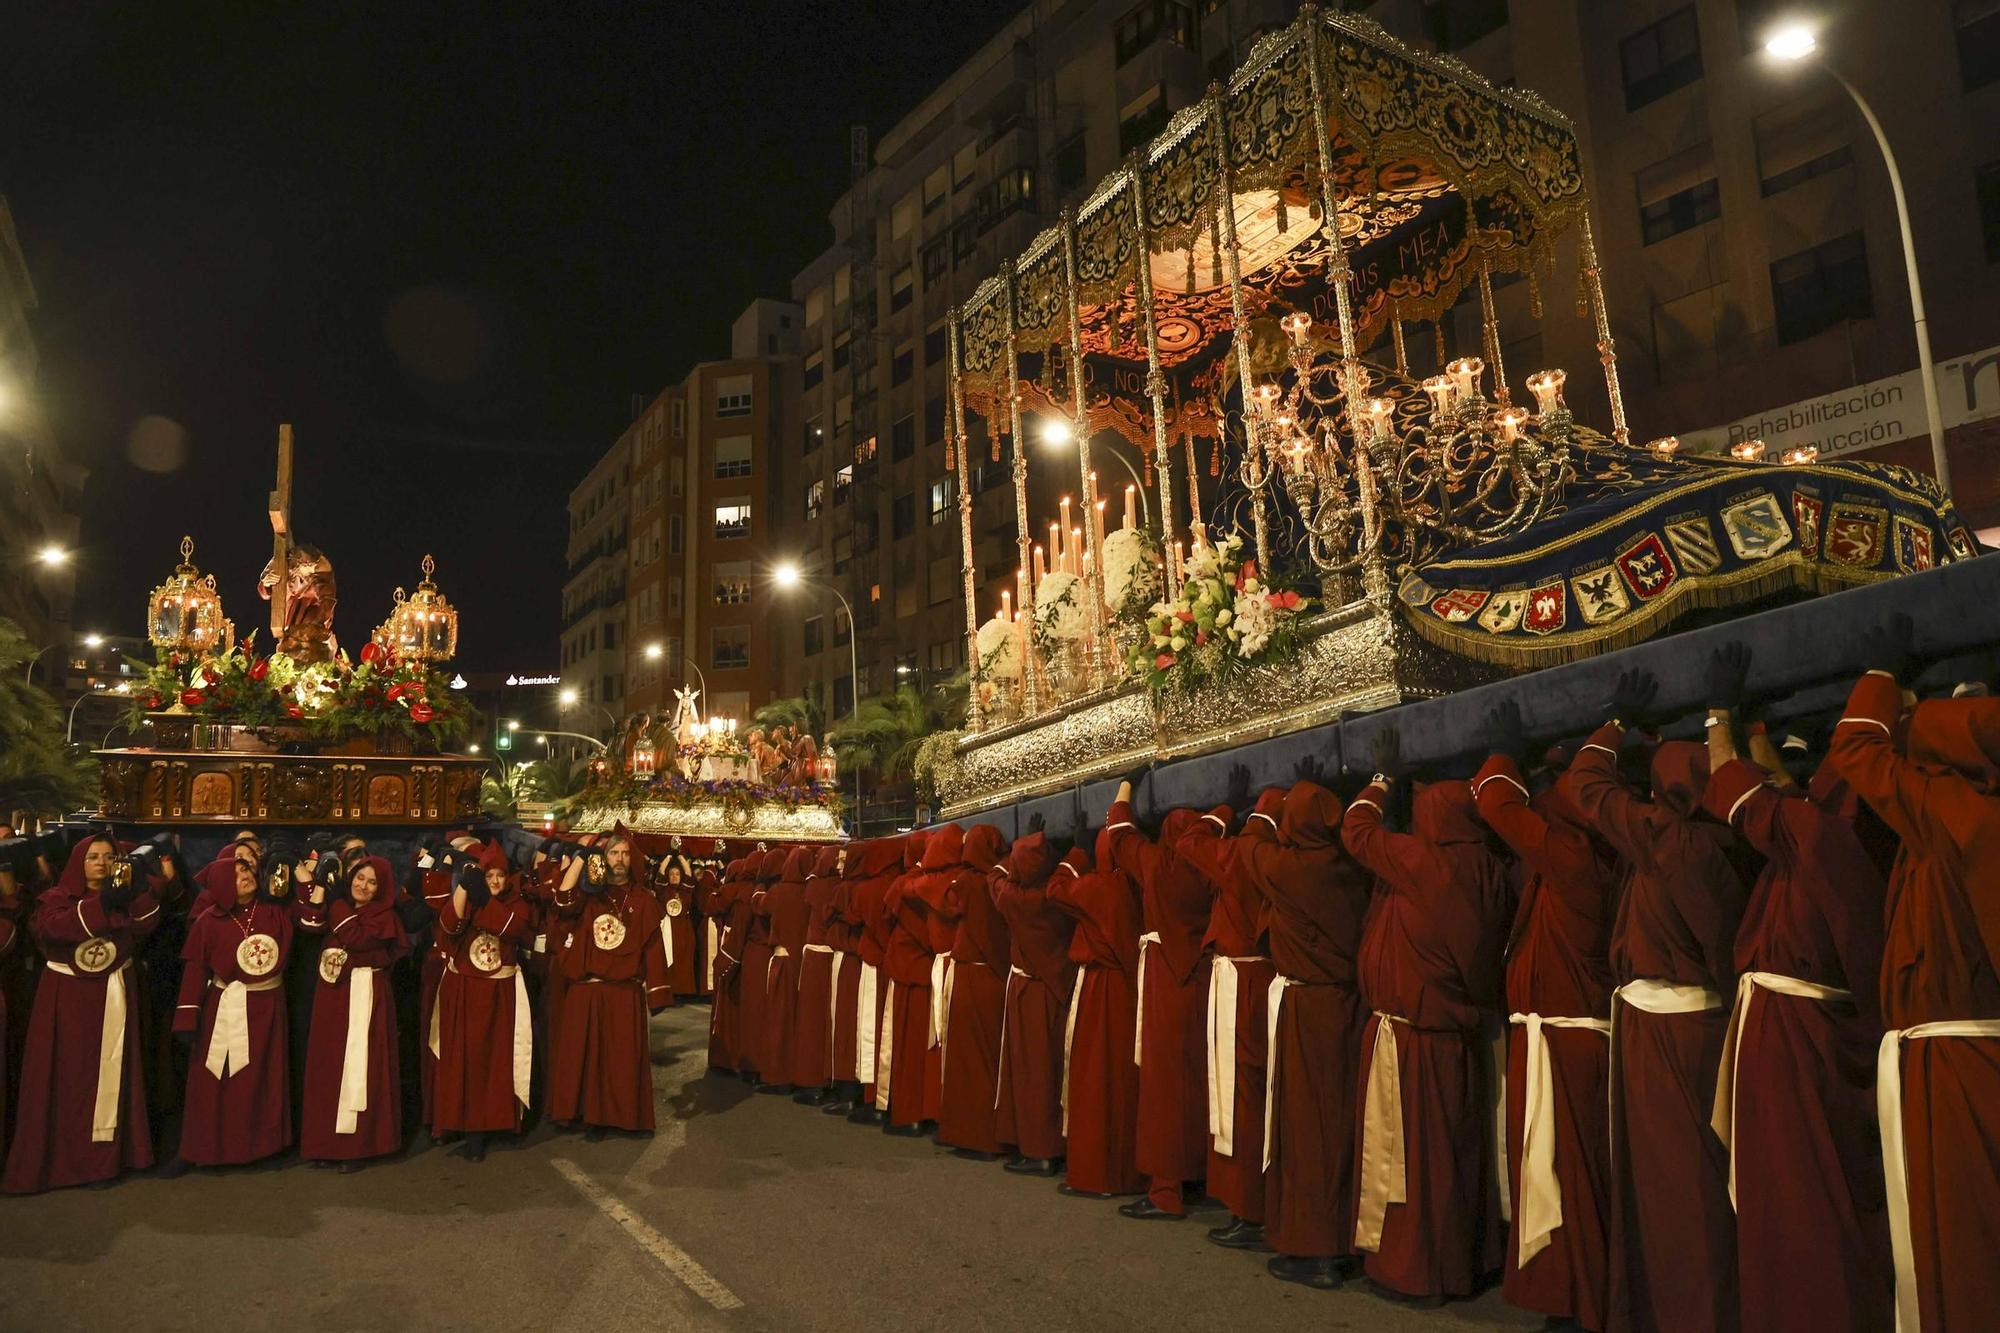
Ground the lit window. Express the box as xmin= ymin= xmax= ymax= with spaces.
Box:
xmin=804 ymin=479 xmax=826 ymax=521
xmin=834 ymin=464 xmax=854 ymax=504
xmin=713 ymin=500 xmax=752 ymax=540
xmin=713 ymin=562 xmax=752 ymax=605
xmin=930 ymin=476 xmax=957 ymax=526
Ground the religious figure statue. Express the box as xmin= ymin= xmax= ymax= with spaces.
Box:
xmin=258 ymin=542 xmax=339 ymax=663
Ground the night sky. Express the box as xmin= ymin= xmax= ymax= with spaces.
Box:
xmin=6 ymin=2 xmax=1017 ymax=671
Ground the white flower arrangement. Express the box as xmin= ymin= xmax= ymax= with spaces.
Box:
xmin=1126 ymin=527 xmax=1310 ymax=689
xmin=1100 ymin=526 xmax=1160 ymax=622
xmin=975 ymin=613 xmax=1022 ymax=682
xmin=1034 ymin=569 xmax=1087 ymax=642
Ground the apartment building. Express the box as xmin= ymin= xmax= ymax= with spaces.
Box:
xmin=618 ymin=301 xmax=804 ymax=727
xmin=780 ymin=0 xmax=2000 ymax=716
xmin=559 ymin=430 xmax=630 ymax=738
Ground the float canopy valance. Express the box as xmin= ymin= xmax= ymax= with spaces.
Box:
xmin=956 ymin=10 xmax=1586 ymax=393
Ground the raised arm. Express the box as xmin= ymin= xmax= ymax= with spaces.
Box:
xmin=1828 ymin=670 xmax=1987 ymax=856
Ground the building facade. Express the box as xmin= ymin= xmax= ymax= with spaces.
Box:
xmin=560 ymin=426 xmax=631 ymax=740
xmin=778 ymin=0 xmax=2000 ymax=716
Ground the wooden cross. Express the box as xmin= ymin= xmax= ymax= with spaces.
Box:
xmin=269 ymin=424 xmax=293 ymax=634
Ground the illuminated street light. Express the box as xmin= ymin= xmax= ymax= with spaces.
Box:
xmin=644 ymin=641 xmax=664 ymax=659
xmin=82 ymin=633 xmax=104 ymax=648
xmin=771 ymin=562 xmax=802 ymax=589
xmin=1036 ymin=416 xmax=1149 ymax=526
xmin=1037 ymin=418 xmax=1074 ymax=447
xmin=506 ymin=719 xmax=521 ymax=732
xmin=467 ymin=742 xmax=481 ymax=754
xmin=1765 ymin=20 xmax=1950 ymax=497
xmin=37 ymin=545 xmax=69 ymax=567
xmin=536 ymin=734 xmax=549 ymax=745
xmin=559 ymin=686 xmax=579 ymax=706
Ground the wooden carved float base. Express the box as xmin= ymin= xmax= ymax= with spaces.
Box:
xmin=95 ymin=749 xmax=487 ymax=826
xmin=937 ymin=599 xmax=1496 ymax=819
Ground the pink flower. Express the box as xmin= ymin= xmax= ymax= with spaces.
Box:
xmin=1154 ymin=653 xmax=1177 ymax=670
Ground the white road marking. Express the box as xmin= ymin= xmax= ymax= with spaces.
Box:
xmin=550 ymin=1157 xmax=744 ymax=1311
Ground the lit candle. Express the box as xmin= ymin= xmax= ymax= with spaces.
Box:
xmin=1124 ymin=484 xmax=1136 ymax=531
xmin=1000 ymin=589 xmax=1011 ymax=624
xmin=1059 ymin=495 xmax=1073 ymax=562
xmin=1093 ymin=500 xmax=1108 ymax=581
xmin=1033 ymin=544 xmax=1046 ymax=589
xmin=1071 ymin=527 xmax=1084 ymax=577
xmin=1049 ymin=521 xmax=1062 ymax=574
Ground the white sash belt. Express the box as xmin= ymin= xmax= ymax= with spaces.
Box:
xmin=1134 ymin=932 xmax=1162 ymax=1064
xmin=1509 ymin=1011 xmax=1612 ymax=1265
xmin=929 ymin=953 xmax=952 ymax=1052
xmin=1712 ymin=971 xmax=1851 ymax=1207
xmin=1060 ymin=967 xmax=1086 ymax=1135
xmin=996 ymin=965 xmax=1029 ymax=1110
xmin=1208 ymin=955 xmax=1263 ymax=1155
xmin=659 ymin=909 xmax=675 ymax=970
xmin=1354 ymin=1011 xmax=1410 ymax=1252
xmin=336 ymin=967 xmax=377 ymax=1134
xmin=827 ymin=950 xmax=847 ymax=1075
xmin=856 ymin=962 xmax=880 ymax=1084
xmin=767 ymin=945 xmax=791 ymax=996
xmin=704 ymin=918 xmax=719 ymax=991
xmin=1608 ymin=978 xmax=1722 ymax=1161
xmin=47 ymin=960 xmax=132 ymax=1143
xmin=511 ymin=969 xmax=532 ymax=1108
xmin=205 ymin=975 xmax=283 ymax=1080
xmin=874 ymin=979 xmax=897 ymax=1111
xmin=1262 ymin=974 xmax=1302 ymax=1169
xmin=1878 ymin=1020 xmax=2000 ymax=1333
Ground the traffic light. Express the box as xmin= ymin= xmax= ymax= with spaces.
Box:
xmin=496 ymin=732 xmax=512 ymax=752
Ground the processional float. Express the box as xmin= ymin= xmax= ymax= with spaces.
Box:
xmin=929 ymin=7 xmax=1973 ymax=817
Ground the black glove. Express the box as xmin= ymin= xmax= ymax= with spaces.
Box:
xmin=1482 ymin=699 xmax=1526 ymax=761
xmin=1368 ymin=728 xmax=1403 ymax=781
xmin=1292 ymin=754 xmax=1322 ymax=786
xmin=313 ymin=853 xmax=341 ymax=890
xmin=1706 ymin=642 xmax=1753 ymax=710
xmin=1026 ymin=812 xmax=1046 ymax=835
xmin=457 ymin=861 xmax=491 ymax=910
xmin=1855 ymin=613 xmax=1916 ymax=681
xmin=100 ymin=876 xmax=139 ymax=912
xmin=174 ymin=1029 xmax=195 ymax=1052
xmin=1607 ymin=668 xmax=1660 ymax=728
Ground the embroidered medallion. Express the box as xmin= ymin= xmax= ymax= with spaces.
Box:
xmin=1826 ymin=502 xmax=1888 ymax=567
xmin=591 ymin=913 xmax=628 ymax=951
xmin=1570 ymin=565 xmax=1631 ymax=625
xmin=1949 ymin=527 xmax=1976 ymax=561
xmin=1894 ymin=516 xmax=1935 ymax=573
xmin=1614 ymin=533 xmax=1678 ymax=601
xmin=237 ymin=933 xmax=281 ymax=978
xmin=1398 ymin=571 xmax=1440 ymax=607
xmin=1791 ymin=491 xmax=1824 ymax=559
xmin=1476 ymin=589 xmax=1526 ymax=634
xmin=1522 ymin=581 xmax=1567 ymax=635
xmin=468 ymin=931 xmax=503 ymax=972
xmin=666 ymin=897 xmax=684 ymax=918
xmin=1664 ymin=514 xmax=1722 ymax=575
xmin=318 ymin=946 xmax=349 ymax=985
xmin=73 ymin=936 xmax=117 ymax=975
xmin=1721 ymin=491 xmax=1793 ymax=561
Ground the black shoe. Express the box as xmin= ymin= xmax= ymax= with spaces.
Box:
xmin=336 ymin=1161 xmax=363 ymax=1175
xmin=85 ymin=1176 xmax=118 ymax=1190
xmin=1268 ymin=1255 xmax=1342 ymax=1290
xmin=755 ymin=1081 xmax=795 ymax=1096
xmin=821 ymin=1099 xmax=856 ymax=1116
xmin=792 ymin=1086 xmax=832 ymax=1106
xmin=916 ymin=1118 xmax=938 ymax=1135
xmin=1055 ymin=1183 xmax=1117 ymax=1199
xmin=950 ymin=1147 xmax=1000 ymax=1162
xmin=307 ymin=1158 xmax=337 ymax=1170
xmin=462 ymin=1134 xmax=488 ymax=1163
xmin=156 ymin=1158 xmax=194 ymax=1180
xmin=882 ymin=1122 xmax=926 ymax=1137
xmin=738 ymin=1070 xmax=759 ymax=1084
xmin=1004 ymin=1156 xmax=1063 ymax=1177
xmin=1206 ymin=1218 xmax=1271 ymax=1252
xmin=846 ymin=1105 xmax=886 ymax=1126
xmin=584 ymin=1126 xmax=608 ymax=1143
xmin=1118 ymin=1198 xmax=1185 ymax=1221
xmin=1183 ymin=1185 xmax=1225 ymax=1210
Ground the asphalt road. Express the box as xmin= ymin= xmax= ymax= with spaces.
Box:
xmin=0 ymin=1003 xmax=1540 ymax=1332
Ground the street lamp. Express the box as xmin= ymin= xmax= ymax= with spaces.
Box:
xmin=36 ymin=544 xmax=69 ymax=567
xmin=645 ymin=638 xmax=706 ymax=700
xmin=1764 ymin=22 xmax=1951 ymax=498
xmin=82 ymin=633 xmax=104 ymax=649
xmin=772 ymin=560 xmax=863 ymax=828
xmin=1037 ymin=418 xmax=1150 ymax=527
xmin=559 ymin=685 xmax=618 ymax=734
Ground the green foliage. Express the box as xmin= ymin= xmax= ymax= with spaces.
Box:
xmin=0 ymin=617 xmax=99 ymax=818
xmin=831 ymin=676 xmax=965 ymax=788
xmin=752 ymin=680 xmax=827 ymax=739
xmin=522 ymin=754 xmax=596 ymax=820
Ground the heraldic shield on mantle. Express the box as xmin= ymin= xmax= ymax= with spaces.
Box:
xmin=926 ymin=5 xmax=1972 ymax=817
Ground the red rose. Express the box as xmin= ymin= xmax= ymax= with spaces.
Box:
xmin=180 ymin=688 xmax=206 ymax=708
xmin=360 ymin=641 xmax=382 ymax=664
xmin=1175 ymin=609 xmax=1195 ymax=623
xmin=1154 ymin=653 xmax=1177 ymax=670
xmin=286 ymin=705 xmax=303 ymax=719
xmin=248 ymin=657 xmax=269 ymax=682
xmin=1196 ymin=629 xmax=1208 ymax=646
xmin=142 ymin=693 xmax=162 ymax=710
xmin=409 ymin=702 xmax=435 ymax=724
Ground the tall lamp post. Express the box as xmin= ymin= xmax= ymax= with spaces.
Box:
xmin=1765 ymin=23 xmax=1952 ymax=499
xmin=558 ymin=686 xmax=619 ymax=735
xmin=772 ymin=561 xmax=862 ymax=831
xmin=1038 ymin=418 xmax=1151 ymax=527
xmin=645 ymin=640 xmax=707 ymax=702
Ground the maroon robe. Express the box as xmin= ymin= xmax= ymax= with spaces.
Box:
xmin=704 ymin=860 xmax=752 ymax=1074
xmin=937 ymin=825 xmax=1010 ymax=1154
xmin=2 ymin=843 xmax=160 ymax=1193
xmin=1562 ymin=730 xmax=1748 ymax=1333
xmin=415 ymin=860 xmax=455 ymax=1129
xmin=548 ymin=876 xmax=672 ymax=1131
xmin=761 ymin=848 xmax=813 ymax=1085
xmin=297 ymin=856 xmax=409 ymax=1162
xmin=1701 ymin=756 xmax=1891 ymax=1333
xmin=174 ymin=861 xmax=297 ymax=1167
xmin=0 ymin=871 xmax=36 ymax=1150
xmin=1176 ymin=789 xmax=1285 ymax=1227
xmin=792 ymin=846 xmax=843 ymax=1089
xmin=1047 ymin=841 xmax=1144 ymax=1196
xmin=657 ymin=870 xmax=698 ymax=998
xmin=1473 ymin=753 xmax=1618 ymax=1328
xmin=852 ymin=839 xmax=906 ymax=1104
xmin=738 ymin=851 xmax=780 ymax=1081
xmin=878 ymin=829 xmax=941 ymax=1126
xmin=1103 ymin=800 xmax=1216 ymax=1211
xmin=839 ymin=840 xmax=903 ymax=1097
xmin=1343 ymin=779 xmax=1511 ymax=1299
xmin=1829 ymin=674 xmax=2000 ymax=1333
xmin=434 ymin=868 xmax=538 ymax=1134
xmin=991 ymin=831 xmax=1073 ymax=1161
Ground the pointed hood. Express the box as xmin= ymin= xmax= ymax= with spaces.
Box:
xmin=343 ymin=854 xmax=399 ymax=909
xmin=962 ymin=824 xmax=1007 ymax=872
xmin=1907 ymin=697 xmax=2000 ymax=792
xmin=902 ymin=829 xmax=931 ymax=871
xmin=856 ymin=838 xmax=905 ymax=878
xmin=196 ymin=851 xmax=253 ymax=913
xmin=1159 ymin=809 xmax=1202 ymax=845
xmin=477 ymin=843 xmax=510 ymax=875
xmin=1004 ymin=830 xmax=1058 ymax=886
xmin=1412 ymin=779 xmax=1486 ymax=846
xmin=812 ymin=845 xmax=841 ymax=878
xmin=920 ymin=823 xmax=964 ymax=871
xmin=781 ymin=846 xmax=811 ymax=881
xmin=1650 ymin=741 xmax=1711 ymax=818
xmin=1278 ymin=780 xmax=1343 ymax=849
xmin=1056 ymin=845 xmax=1094 ymax=878
xmin=57 ymin=835 xmax=120 ymax=895
xmin=1248 ymin=786 xmax=1288 ymax=834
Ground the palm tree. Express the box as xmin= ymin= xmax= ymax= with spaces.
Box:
xmin=752 ymin=680 xmax=827 ymax=740
xmin=831 ymin=673 xmax=967 ymax=802
xmin=523 ymin=753 xmax=596 ymax=821
xmin=479 ymin=762 xmax=530 ymax=820
xmin=0 ymin=617 xmax=97 ymax=819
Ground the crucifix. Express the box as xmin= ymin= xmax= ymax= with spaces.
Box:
xmin=268 ymin=424 xmax=293 ymax=635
